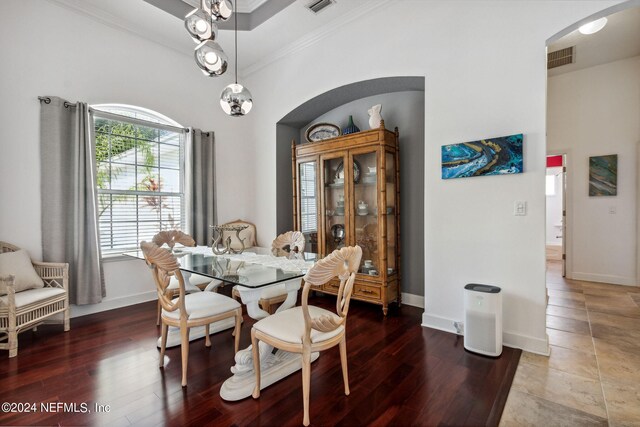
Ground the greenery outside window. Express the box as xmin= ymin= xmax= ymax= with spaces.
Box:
xmin=91 ymin=105 xmax=187 ymax=256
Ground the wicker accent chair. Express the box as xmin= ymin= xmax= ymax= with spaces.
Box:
xmin=0 ymin=242 xmax=70 ymax=358
xmin=152 ymin=230 xmax=220 ymax=325
xmin=251 ymin=245 xmax=362 ymax=426
xmin=141 ymin=240 xmax=242 ymax=387
xmin=232 ymin=231 xmax=306 ymax=314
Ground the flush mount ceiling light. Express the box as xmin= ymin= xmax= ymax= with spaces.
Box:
xmin=578 ymin=17 xmax=608 ymax=35
xmin=185 ymin=0 xmax=230 ymax=76
xmin=220 ymin=0 xmax=253 ymax=116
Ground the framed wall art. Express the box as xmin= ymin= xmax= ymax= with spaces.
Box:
xmin=441 ymin=133 xmax=523 ymax=179
xmin=589 ymin=154 xmax=617 ymax=196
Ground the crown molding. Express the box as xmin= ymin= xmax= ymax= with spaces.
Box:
xmin=181 ymin=0 xmax=268 ymax=13
xmin=241 ymin=0 xmax=386 ymax=77
xmin=45 ymin=0 xmax=192 ymax=60
xmin=241 ymin=0 xmax=269 ymax=13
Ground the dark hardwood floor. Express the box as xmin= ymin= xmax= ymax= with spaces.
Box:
xmin=0 ymin=292 xmax=520 ymax=426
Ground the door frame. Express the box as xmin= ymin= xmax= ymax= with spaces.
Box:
xmin=547 ymin=149 xmax=572 ymax=279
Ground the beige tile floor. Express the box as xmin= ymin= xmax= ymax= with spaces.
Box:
xmin=500 ymin=260 xmax=640 ymax=427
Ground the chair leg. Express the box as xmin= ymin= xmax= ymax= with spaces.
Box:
xmin=181 ymin=325 xmax=190 ymax=387
xmin=251 ymin=328 xmax=260 ymax=398
xmin=234 ymin=309 xmax=242 ymax=353
xmin=8 ymin=328 xmax=17 ymax=358
xmin=205 ymin=324 xmax=211 ymax=348
xmin=232 ymin=287 xmax=240 ymax=302
xmin=339 ymin=336 xmax=350 ymax=395
xmin=63 ymin=307 xmax=70 ymax=331
xmin=156 ymin=300 xmax=161 ymax=326
xmin=302 ymin=347 xmax=311 ymax=426
xmin=159 ymin=322 xmax=168 ymax=368
xmin=259 ymin=299 xmax=270 ymax=314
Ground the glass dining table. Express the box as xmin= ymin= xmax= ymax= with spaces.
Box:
xmin=124 ymin=247 xmax=321 ymax=400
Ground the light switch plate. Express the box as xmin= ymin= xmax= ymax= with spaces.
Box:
xmin=514 ymin=201 xmax=527 ymax=216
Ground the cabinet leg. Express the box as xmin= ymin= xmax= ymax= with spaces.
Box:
xmin=382 ymin=305 xmax=388 ymax=316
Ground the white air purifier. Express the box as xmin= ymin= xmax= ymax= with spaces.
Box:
xmin=464 ymin=283 xmax=502 ymax=357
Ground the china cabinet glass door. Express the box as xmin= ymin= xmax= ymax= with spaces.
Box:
xmin=298 ymin=160 xmax=318 ymax=253
xmin=352 ymin=151 xmax=379 ymax=276
xmin=323 ymin=156 xmax=348 ymax=254
xmin=385 ymin=151 xmax=397 ymax=277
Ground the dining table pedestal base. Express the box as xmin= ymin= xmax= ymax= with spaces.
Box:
xmin=220 ymin=345 xmax=319 ymax=401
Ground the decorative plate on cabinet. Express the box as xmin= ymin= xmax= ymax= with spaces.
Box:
xmin=334 ymin=159 xmax=361 ymax=183
xmin=305 ymin=123 xmax=341 ymax=142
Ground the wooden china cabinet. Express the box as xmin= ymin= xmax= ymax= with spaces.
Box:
xmin=292 ymin=121 xmax=400 ymax=315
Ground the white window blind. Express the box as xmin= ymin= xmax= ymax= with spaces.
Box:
xmin=299 ymin=162 xmax=317 ymax=233
xmin=92 ymin=108 xmax=187 ymax=256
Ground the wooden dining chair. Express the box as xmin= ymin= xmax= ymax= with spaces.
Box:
xmin=152 ymin=230 xmax=221 ymax=325
xmin=251 ymin=245 xmax=362 ymax=426
xmin=141 ymin=240 xmax=242 ymax=387
xmin=232 ymin=231 xmax=307 ymax=314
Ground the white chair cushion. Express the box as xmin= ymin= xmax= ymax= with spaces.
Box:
xmin=0 ymin=250 xmax=44 ymax=294
xmin=0 ymin=287 xmax=65 ymax=307
xmin=259 ymin=283 xmax=289 ymax=300
xmin=166 ymin=273 xmax=212 ymax=293
xmin=162 ymin=291 xmax=240 ymax=321
xmin=253 ymin=306 xmax=344 ymax=344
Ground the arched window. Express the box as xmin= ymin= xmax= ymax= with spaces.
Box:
xmin=91 ymin=104 xmax=187 ymax=256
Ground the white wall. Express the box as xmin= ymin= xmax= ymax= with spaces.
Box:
xmin=548 ymin=56 xmax=640 ymax=286
xmin=0 ymin=0 xmax=256 ymax=316
xmin=546 ymin=166 xmax=564 ymax=246
xmin=244 ymin=0 xmax=623 ymax=354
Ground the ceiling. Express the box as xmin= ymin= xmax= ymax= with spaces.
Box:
xmin=548 ymin=6 xmax=640 ymax=76
xmin=142 ymin=0 xmax=294 ymax=30
xmin=51 ymin=0 xmax=385 ymax=78
xmin=60 ymin=0 xmax=640 ymax=80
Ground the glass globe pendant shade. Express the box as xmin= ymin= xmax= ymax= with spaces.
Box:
xmin=220 ymin=83 xmax=253 ymax=116
xmin=578 ymin=17 xmax=607 ymax=35
xmin=194 ymin=40 xmax=228 ymax=76
xmin=185 ymin=8 xmax=218 ymax=43
xmin=202 ymin=0 xmax=233 ymax=21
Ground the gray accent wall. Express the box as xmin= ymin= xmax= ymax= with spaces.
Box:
xmin=276 ymin=88 xmax=425 ymax=297
xmin=275 ymin=124 xmax=298 ymax=234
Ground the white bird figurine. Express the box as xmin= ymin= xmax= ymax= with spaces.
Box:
xmin=368 ymin=104 xmax=383 ymax=129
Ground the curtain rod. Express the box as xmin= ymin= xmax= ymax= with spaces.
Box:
xmin=38 ymin=96 xmax=77 ymax=108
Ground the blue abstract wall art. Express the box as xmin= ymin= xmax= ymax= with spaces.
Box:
xmin=441 ymin=133 xmax=524 ymax=180
xmin=589 ymin=154 xmax=617 ymax=196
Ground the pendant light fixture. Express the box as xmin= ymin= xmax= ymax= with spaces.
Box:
xmin=220 ymin=0 xmax=253 ymax=116
xmin=186 ymin=0 xmax=231 ymax=76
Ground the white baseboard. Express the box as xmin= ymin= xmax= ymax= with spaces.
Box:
xmin=503 ymin=330 xmax=549 ymax=355
xmin=401 ymin=292 xmax=424 ymax=309
xmin=571 ymin=272 xmax=636 ymax=286
xmin=422 ymin=312 xmax=457 ymax=334
xmin=422 ymin=312 xmax=549 ymax=355
xmin=70 ymin=290 xmax=157 ymax=318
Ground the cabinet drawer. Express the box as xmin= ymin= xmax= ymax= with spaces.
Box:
xmin=323 ymin=281 xmax=341 ymax=293
xmin=354 ymin=284 xmax=381 ymax=300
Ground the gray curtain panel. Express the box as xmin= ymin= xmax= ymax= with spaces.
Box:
xmin=190 ymin=129 xmax=217 ymax=246
xmin=40 ymin=96 xmax=105 ymax=305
